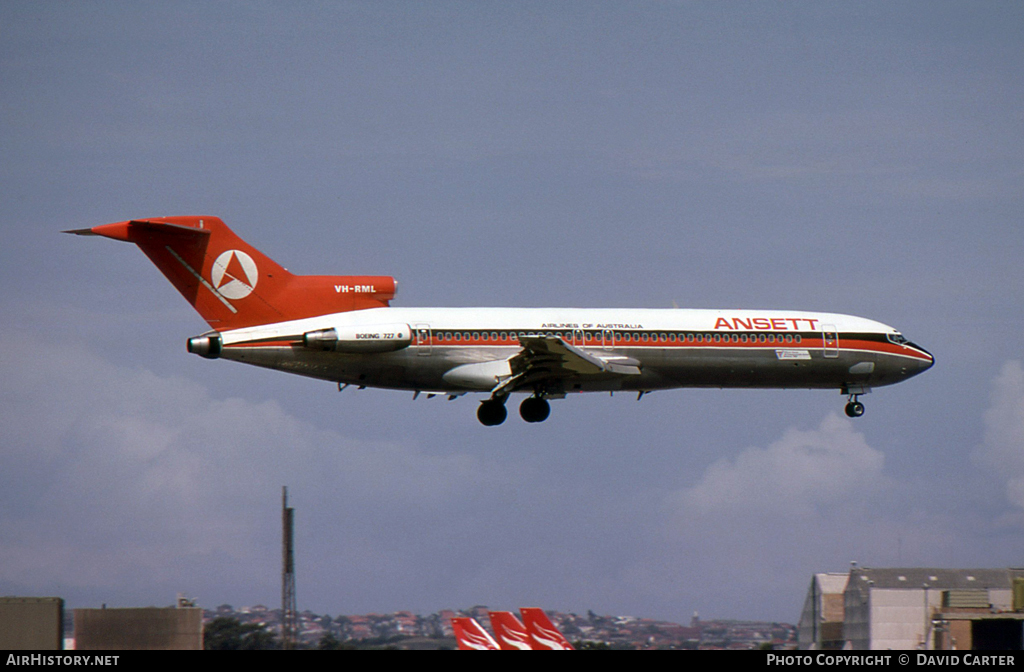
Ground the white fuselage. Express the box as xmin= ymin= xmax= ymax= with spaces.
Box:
xmin=209 ymin=307 xmax=934 ymax=396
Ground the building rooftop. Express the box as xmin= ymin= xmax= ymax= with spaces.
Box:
xmin=814 ymin=572 xmax=849 ymax=594
xmin=849 ymin=567 xmax=1015 ymax=591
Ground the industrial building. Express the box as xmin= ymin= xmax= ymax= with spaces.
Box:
xmin=797 ymin=573 xmax=848 ymax=649
xmin=798 ymin=567 xmax=1024 ymax=650
xmin=73 ymin=606 xmax=203 ymax=650
xmin=0 ymin=597 xmax=64 ymax=650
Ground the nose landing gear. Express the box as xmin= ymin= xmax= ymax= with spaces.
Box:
xmin=841 ymin=385 xmax=870 ymax=418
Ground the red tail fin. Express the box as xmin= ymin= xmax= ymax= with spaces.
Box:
xmin=451 ymin=617 xmax=499 ymax=650
xmin=487 ymin=611 xmax=534 ymax=650
xmin=520 ymin=608 xmax=574 ymax=650
xmin=68 ymin=216 xmax=396 ymax=330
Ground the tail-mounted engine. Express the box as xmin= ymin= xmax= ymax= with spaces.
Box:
xmin=187 ymin=333 xmax=222 ymax=359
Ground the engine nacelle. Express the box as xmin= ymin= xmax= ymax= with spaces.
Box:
xmin=303 ymin=324 xmax=412 ymax=353
xmin=187 ymin=333 xmax=222 ymax=359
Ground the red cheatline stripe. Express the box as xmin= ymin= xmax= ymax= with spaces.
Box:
xmin=219 ymin=333 xmax=932 ymax=362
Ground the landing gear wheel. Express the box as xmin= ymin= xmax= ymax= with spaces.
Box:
xmin=477 ymin=400 xmax=507 ymax=426
xmin=845 ymin=401 xmax=865 ymax=418
xmin=519 ymin=397 xmax=551 ymax=423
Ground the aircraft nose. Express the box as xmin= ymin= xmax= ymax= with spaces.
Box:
xmin=908 ymin=342 xmax=934 ymax=370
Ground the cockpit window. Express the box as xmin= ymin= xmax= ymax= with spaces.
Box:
xmin=887 ymin=332 xmax=907 ymax=345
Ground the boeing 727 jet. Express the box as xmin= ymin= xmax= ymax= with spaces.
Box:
xmin=68 ymin=216 xmax=933 ymax=425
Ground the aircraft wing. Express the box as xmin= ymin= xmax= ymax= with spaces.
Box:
xmin=491 ymin=335 xmax=640 ymax=396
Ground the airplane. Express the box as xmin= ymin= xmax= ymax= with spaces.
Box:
xmin=67 ymin=216 xmax=934 ymax=426
xmin=520 ymin=608 xmax=574 ymax=650
xmin=451 ymin=617 xmax=500 ymax=650
xmin=487 ymin=611 xmax=534 ymax=650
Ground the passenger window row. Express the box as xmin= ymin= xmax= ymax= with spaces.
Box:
xmin=427 ymin=330 xmax=805 ymax=344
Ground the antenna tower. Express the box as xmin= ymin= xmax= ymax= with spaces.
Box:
xmin=282 ymin=486 xmax=297 ymax=649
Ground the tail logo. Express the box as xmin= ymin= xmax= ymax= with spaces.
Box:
xmin=211 ymin=250 xmax=258 ymax=300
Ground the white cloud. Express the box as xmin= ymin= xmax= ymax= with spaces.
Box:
xmin=668 ymin=413 xmax=886 ymax=518
xmin=622 ymin=415 xmax=898 ymax=617
xmin=0 ymin=333 xmax=508 ymax=608
xmin=623 ymin=397 xmax=1024 ymax=619
xmin=973 ymin=361 xmax=1024 ymax=508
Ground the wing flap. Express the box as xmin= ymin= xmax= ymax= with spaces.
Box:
xmin=515 ymin=335 xmax=641 ymax=375
xmin=491 ymin=335 xmax=640 ymax=395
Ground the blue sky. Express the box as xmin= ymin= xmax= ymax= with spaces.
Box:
xmin=1 ymin=2 xmax=1022 ymax=622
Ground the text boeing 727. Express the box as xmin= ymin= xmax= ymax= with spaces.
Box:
xmin=68 ymin=216 xmax=933 ymax=425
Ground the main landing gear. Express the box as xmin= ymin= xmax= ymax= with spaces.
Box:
xmin=519 ymin=396 xmax=550 ymax=423
xmin=845 ymin=394 xmax=865 ymax=418
xmin=477 ymin=398 xmax=508 ymax=426
xmin=476 ymin=395 xmax=551 ymax=426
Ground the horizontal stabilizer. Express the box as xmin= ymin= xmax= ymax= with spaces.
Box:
xmin=67 ymin=219 xmax=213 ymax=243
